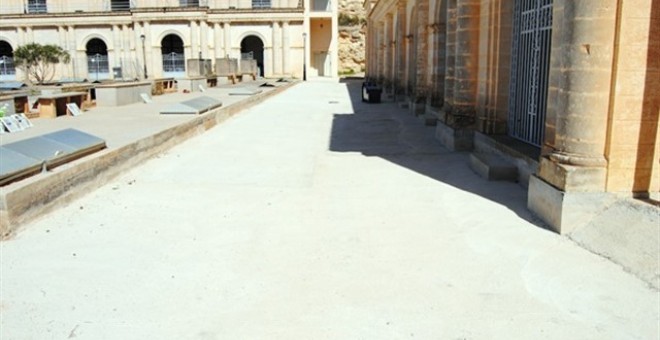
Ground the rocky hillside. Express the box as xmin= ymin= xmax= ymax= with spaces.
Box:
xmin=338 ymin=0 xmax=366 ymax=74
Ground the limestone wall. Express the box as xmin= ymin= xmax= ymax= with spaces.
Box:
xmin=338 ymin=0 xmax=366 ymax=74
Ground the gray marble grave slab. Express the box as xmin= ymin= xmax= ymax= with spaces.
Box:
xmin=41 ymin=129 xmax=106 ymax=154
xmin=3 ymin=137 xmax=77 ymax=161
xmin=0 ymin=146 xmax=42 ymax=185
xmin=160 ymin=96 xmax=222 ymax=115
xmin=0 ymin=129 xmax=107 ymax=185
xmin=229 ymin=87 xmax=262 ymax=96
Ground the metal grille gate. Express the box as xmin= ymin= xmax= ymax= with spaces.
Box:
xmin=508 ymin=0 xmax=553 ymax=147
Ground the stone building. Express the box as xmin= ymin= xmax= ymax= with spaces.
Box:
xmin=365 ymin=0 xmax=659 ymax=232
xmin=0 ymin=0 xmax=339 ymax=81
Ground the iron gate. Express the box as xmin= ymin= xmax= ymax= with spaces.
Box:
xmin=87 ymin=54 xmax=110 ymax=80
xmin=508 ymin=0 xmax=553 ymax=147
xmin=163 ymin=52 xmax=185 ymax=76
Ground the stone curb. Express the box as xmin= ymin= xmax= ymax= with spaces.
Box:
xmin=0 ymin=81 xmax=299 ymax=239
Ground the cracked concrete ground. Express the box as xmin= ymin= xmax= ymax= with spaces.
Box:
xmin=1 ymin=78 xmax=658 ymax=339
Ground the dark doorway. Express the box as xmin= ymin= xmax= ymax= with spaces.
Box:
xmin=241 ymin=35 xmax=264 ymax=77
xmin=86 ymin=38 xmax=110 ymax=81
xmin=0 ymin=41 xmax=15 ymax=80
xmin=161 ymin=34 xmax=185 ymax=77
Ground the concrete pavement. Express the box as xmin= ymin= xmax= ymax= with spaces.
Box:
xmin=1 ymin=78 xmax=658 ymax=339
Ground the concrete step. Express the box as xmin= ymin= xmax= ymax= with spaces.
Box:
xmin=469 ymin=152 xmax=518 ymax=182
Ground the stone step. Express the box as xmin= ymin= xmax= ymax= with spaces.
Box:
xmin=469 ymin=152 xmax=518 ymax=182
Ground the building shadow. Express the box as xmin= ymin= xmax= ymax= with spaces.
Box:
xmin=330 ymin=78 xmax=547 ymax=228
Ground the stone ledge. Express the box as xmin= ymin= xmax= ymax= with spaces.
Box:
xmin=469 ymin=152 xmax=518 ymax=182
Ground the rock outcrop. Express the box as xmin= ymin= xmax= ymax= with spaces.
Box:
xmin=338 ymin=0 xmax=366 ymax=74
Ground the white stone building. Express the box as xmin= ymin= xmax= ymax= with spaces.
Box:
xmin=0 ymin=0 xmax=338 ymax=81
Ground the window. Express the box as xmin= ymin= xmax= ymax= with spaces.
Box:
xmin=252 ymin=0 xmax=271 ymax=8
xmin=180 ymin=0 xmax=200 ymax=6
xmin=27 ymin=0 xmax=47 ymax=13
xmin=111 ymin=0 xmax=131 ymax=11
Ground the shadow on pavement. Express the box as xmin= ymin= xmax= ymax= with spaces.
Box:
xmin=330 ymin=78 xmax=546 ymax=228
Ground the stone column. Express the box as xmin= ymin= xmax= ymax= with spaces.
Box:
xmin=272 ymin=21 xmax=282 ymax=75
xmin=224 ymin=22 xmax=231 ymax=58
xmin=385 ymin=13 xmax=395 ymax=90
xmin=214 ymin=22 xmax=222 ymax=61
xmin=528 ymin=0 xmax=619 ymax=234
xmin=111 ymin=25 xmax=121 ymax=73
xmin=123 ymin=24 xmax=132 ymax=66
xmin=282 ymin=21 xmax=290 ymax=75
xmin=395 ymin=1 xmax=407 ymax=97
xmin=200 ymin=20 xmax=209 ymax=60
xmin=67 ymin=26 xmax=78 ymax=79
xmin=434 ymin=0 xmax=478 ymax=151
xmin=452 ymin=0 xmax=479 ymax=120
xmin=190 ymin=20 xmax=199 ymax=58
xmin=143 ymin=21 xmax=155 ymax=79
xmin=442 ymin=0 xmax=457 ymax=115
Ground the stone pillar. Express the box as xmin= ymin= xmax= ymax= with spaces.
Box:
xmin=282 ymin=21 xmax=290 ymax=75
xmin=452 ymin=0 xmax=479 ymax=120
xmin=272 ymin=21 xmax=282 ymax=75
xmin=224 ymin=22 xmax=231 ymax=58
xmin=214 ymin=22 xmax=222 ymax=61
xmin=143 ymin=21 xmax=156 ymax=79
xmin=378 ymin=22 xmax=386 ymax=82
xmin=528 ymin=0 xmax=619 ymax=234
xmin=385 ymin=13 xmax=395 ymax=91
xmin=411 ymin=0 xmax=430 ymax=118
xmin=190 ymin=20 xmax=199 ymax=58
xmin=123 ymin=24 xmax=132 ymax=66
xmin=395 ymin=1 xmax=407 ymax=97
xmin=433 ymin=0 xmax=479 ymax=151
xmin=111 ymin=25 xmax=121 ymax=73
xmin=200 ymin=20 xmax=209 ymax=60
xmin=67 ymin=25 xmax=78 ymax=79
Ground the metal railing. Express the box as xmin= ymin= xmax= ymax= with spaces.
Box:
xmin=87 ymin=54 xmax=110 ymax=81
xmin=252 ymin=0 xmax=271 ymax=9
xmin=508 ymin=0 xmax=553 ymax=147
xmin=27 ymin=0 xmax=48 ymax=13
xmin=0 ymin=56 xmax=16 ymax=76
xmin=162 ymin=52 xmax=185 ymax=76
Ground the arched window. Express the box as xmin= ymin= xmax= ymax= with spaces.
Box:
xmin=0 ymin=41 xmax=16 ymax=80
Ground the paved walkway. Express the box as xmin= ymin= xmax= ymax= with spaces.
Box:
xmin=1 ymin=79 xmax=658 ymax=339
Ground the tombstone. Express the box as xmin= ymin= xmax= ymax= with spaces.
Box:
xmin=140 ymin=93 xmax=153 ymax=103
xmin=66 ymin=102 xmax=83 ymax=116
xmin=12 ymin=114 xmax=30 ymax=130
xmin=229 ymin=87 xmax=262 ymax=96
xmin=1 ymin=116 xmax=22 ymax=133
xmin=18 ymin=114 xmax=33 ymax=127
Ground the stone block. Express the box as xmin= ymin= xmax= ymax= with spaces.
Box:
xmin=435 ymin=121 xmax=474 ymax=151
xmin=528 ymin=175 xmax=613 ymax=234
xmin=538 ymin=156 xmax=607 ymax=192
xmin=469 ymin=153 xmax=518 ymax=182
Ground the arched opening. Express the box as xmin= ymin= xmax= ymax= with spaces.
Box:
xmin=86 ymin=38 xmax=110 ymax=81
xmin=0 ymin=41 xmax=15 ymax=81
xmin=241 ymin=35 xmax=264 ymax=77
xmin=161 ymin=34 xmax=185 ymax=78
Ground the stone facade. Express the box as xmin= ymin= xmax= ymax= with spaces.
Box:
xmin=366 ymin=0 xmax=659 ymax=232
xmin=0 ymin=0 xmax=339 ymax=80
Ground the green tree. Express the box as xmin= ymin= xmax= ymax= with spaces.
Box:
xmin=13 ymin=43 xmax=70 ymax=85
